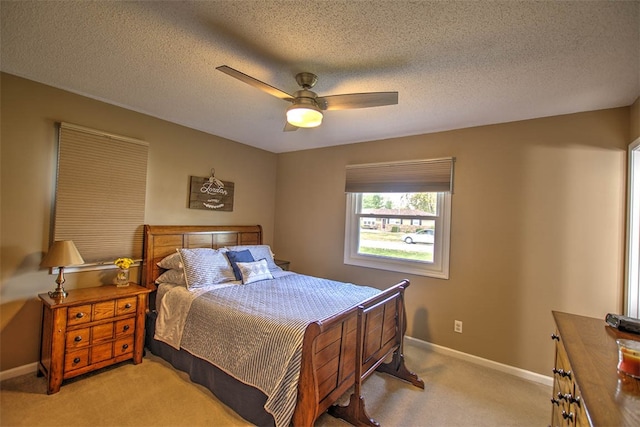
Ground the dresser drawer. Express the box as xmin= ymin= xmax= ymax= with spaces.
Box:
xmin=67 ymin=305 xmax=91 ymax=326
xmin=65 ymin=348 xmax=89 ymax=372
xmin=93 ymin=300 xmax=115 ymax=320
xmin=116 ymin=297 xmax=137 ymax=316
xmin=115 ymin=318 xmax=135 ymax=337
xmin=91 ymin=342 xmax=114 ymax=364
xmin=115 ymin=336 xmax=134 ymax=356
xmin=554 ymin=340 xmax=574 ymax=395
xmin=66 ymin=328 xmax=90 ymax=349
xmin=92 ymin=322 xmax=115 ymax=343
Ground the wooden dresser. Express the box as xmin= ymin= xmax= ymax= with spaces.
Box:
xmin=38 ymin=284 xmax=151 ymax=394
xmin=551 ymin=311 xmax=640 ymax=426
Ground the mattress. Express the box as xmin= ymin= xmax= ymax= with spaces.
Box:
xmin=150 ymin=273 xmax=380 ymax=427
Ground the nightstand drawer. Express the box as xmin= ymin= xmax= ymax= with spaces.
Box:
xmin=92 ymin=342 xmax=113 ymax=363
xmin=115 ymin=336 xmax=134 ymax=356
xmin=65 ymin=349 xmax=89 ymax=371
xmin=115 ymin=318 xmax=135 ymax=337
xmin=93 ymin=300 xmax=115 ymax=320
xmin=67 ymin=305 xmax=91 ymax=326
xmin=116 ymin=297 xmax=136 ymax=315
xmin=66 ymin=328 xmax=90 ymax=349
xmin=92 ymin=322 xmax=114 ymax=343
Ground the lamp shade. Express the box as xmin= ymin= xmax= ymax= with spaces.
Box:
xmin=41 ymin=240 xmax=85 ymax=267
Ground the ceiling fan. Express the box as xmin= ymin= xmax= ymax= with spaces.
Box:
xmin=216 ymin=65 xmax=398 ymax=131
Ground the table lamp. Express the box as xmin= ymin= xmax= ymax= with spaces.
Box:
xmin=41 ymin=240 xmax=85 ymax=298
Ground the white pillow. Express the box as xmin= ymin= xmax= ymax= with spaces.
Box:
xmin=236 ymin=259 xmax=274 ymax=284
xmin=226 ymin=245 xmax=281 ymax=272
xmin=178 ymin=248 xmax=235 ymax=289
xmin=157 ymin=251 xmax=182 ymax=270
xmin=155 ymin=269 xmax=186 ymax=286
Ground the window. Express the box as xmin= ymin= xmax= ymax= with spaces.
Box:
xmin=626 ymin=137 xmax=640 ymax=317
xmin=52 ymin=123 xmax=148 ymax=266
xmin=344 ymin=158 xmax=453 ymax=279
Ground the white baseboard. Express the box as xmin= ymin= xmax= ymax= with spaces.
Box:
xmin=0 ymin=362 xmax=38 ymax=382
xmin=405 ymin=336 xmax=554 ymax=387
xmin=2 ymin=340 xmax=553 ymax=387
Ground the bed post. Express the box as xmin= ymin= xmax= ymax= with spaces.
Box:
xmin=376 ymin=288 xmax=425 ymax=389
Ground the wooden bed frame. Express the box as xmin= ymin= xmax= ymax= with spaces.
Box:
xmin=142 ymin=224 xmax=424 ymax=427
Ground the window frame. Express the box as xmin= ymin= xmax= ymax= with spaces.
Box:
xmin=626 ymin=137 xmax=640 ymax=317
xmin=344 ymin=191 xmax=451 ymax=279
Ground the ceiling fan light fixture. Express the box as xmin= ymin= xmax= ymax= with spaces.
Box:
xmin=216 ymin=66 xmax=398 ymax=132
xmin=286 ymin=100 xmax=323 ymax=128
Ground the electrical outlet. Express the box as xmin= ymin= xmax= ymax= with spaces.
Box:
xmin=454 ymin=320 xmax=463 ymax=333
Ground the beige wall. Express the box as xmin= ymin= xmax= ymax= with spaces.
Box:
xmin=1 ymin=71 xmax=635 ymax=378
xmin=0 ymin=73 xmax=278 ymax=371
xmin=274 ymin=108 xmax=630 ymax=375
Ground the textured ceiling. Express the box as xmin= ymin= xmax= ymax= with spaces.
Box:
xmin=1 ymin=1 xmax=638 ymax=153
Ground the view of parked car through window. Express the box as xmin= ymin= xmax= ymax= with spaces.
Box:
xmin=401 ymin=229 xmax=434 ymax=244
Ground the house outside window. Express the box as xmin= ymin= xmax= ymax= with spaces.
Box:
xmin=344 ymin=158 xmax=454 ymax=279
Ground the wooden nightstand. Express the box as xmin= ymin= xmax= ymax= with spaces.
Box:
xmin=275 ymin=259 xmax=290 ymax=271
xmin=38 ymin=284 xmax=151 ymax=394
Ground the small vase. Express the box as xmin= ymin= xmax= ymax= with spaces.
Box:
xmin=115 ymin=268 xmax=130 ymax=287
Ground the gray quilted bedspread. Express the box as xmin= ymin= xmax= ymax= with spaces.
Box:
xmin=179 ymin=273 xmax=380 ymax=427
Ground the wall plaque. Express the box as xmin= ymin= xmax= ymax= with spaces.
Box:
xmin=188 ymin=175 xmax=234 ymax=211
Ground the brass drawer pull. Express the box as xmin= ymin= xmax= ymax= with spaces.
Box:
xmin=125 ymin=303 xmax=132 ymax=309
xmin=73 ymin=357 xmax=81 ymax=364
xmin=123 ymin=325 xmax=130 ymax=332
xmin=122 ymin=343 xmax=129 ymax=350
xmin=75 ymin=312 xmax=85 ymax=319
xmin=74 ymin=336 xmax=82 ymax=342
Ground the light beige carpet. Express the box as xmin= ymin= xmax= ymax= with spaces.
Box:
xmin=0 ymin=342 xmax=551 ymax=426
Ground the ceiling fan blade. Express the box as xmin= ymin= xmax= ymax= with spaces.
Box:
xmin=216 ymin=65 xmax=294 ymax=101
xmin=317 ymin=92 xmax=398 ymax=111
xmin=283 ymin=121 xmax=299 ymax=132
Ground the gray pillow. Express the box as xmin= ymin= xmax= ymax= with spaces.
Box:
xmin=155 ymin=269 xmax=186 ymax=286
xmin=157 ymin=251 xmax=182 ymax=270
xmin=178 ymin=248 xmax=236 ymax=289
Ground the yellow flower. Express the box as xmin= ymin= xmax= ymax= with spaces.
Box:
xmin=114 ymin=257 xmax=134 ymax=269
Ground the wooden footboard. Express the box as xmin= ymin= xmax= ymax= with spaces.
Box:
xmin=294 ymin=279 xmax=424 ymax=427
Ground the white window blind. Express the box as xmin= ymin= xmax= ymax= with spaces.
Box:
xmin=345 ymin=158 xmax=455 ymax=193
xmin=53 ymin=123 xmax=148 ymax=263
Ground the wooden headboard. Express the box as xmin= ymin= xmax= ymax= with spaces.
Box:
xmin=142 ymin=224 xmax=263 ymax=291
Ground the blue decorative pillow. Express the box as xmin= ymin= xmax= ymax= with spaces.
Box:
xmin=225 ymin=249 xmax=255 ymax=280
xmin=236 ymin=259 xmax=274 ymax=284
xmin=178 ymin=248 xmax=236 ymax=289
xmin=226 ymin=245 xmax=281 ymax=272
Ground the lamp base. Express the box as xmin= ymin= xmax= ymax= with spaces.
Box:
xmin=48 ymin=268 xmax=67 ymax=299
xmin=48 ymin=288 xmax=68 ymax=299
